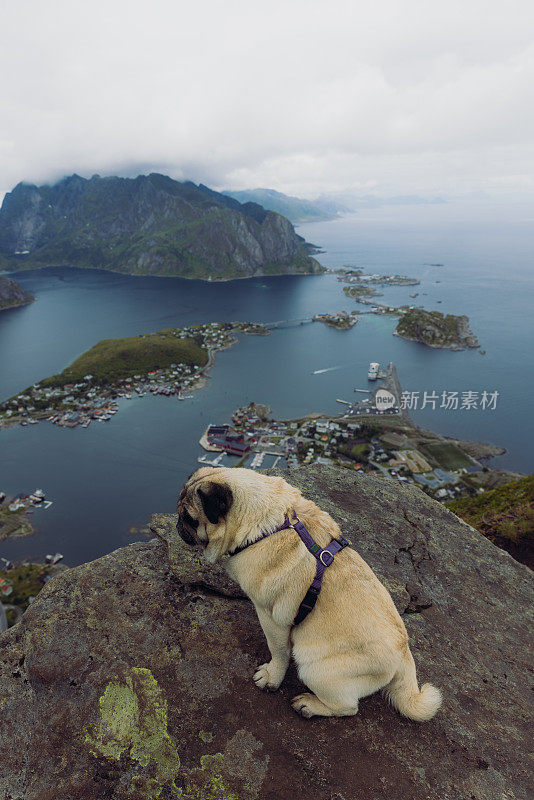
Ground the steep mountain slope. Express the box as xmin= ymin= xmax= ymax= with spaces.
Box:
xmin=0 ymin=174 xmax=323 ymax=280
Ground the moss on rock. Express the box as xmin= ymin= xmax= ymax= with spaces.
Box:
xmin=85 ymin=667 xmax=181 ymax=798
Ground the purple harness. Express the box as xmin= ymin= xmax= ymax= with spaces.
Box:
xmin=230 ymin=513 xmax=351 ymax=627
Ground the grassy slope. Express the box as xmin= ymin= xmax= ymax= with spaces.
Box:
xmin=40 ymin=332 xmax=208 ymax=387
xmin=0 ymin=564 xmax=52 ymax=612
xmin=448 ymin=475 xmax=533 ymax=568
xmin=419 ymin=442 xmax=475 ymax=470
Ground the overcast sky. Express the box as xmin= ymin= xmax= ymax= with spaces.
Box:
xmin=1 ymin=0 xmax=533 ymax=200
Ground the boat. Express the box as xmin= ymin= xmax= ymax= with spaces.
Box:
xmin=250 ymin=452 xmax=265 ymax=469
xmin=198 ymin=452 xmax=225 ymax=466
xmin=367 ymin=362 xmax=379 ymax=381
xmin=30 ymin=488 xmax=46 ymax=504
xmin=45 ymin=552 xmax=63 ymax=564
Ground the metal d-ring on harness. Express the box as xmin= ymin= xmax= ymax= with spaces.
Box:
xmin=286 ymin=514 xmax=351 ymax=626
xmin=229 ymin=512 xmax=351 ymax=627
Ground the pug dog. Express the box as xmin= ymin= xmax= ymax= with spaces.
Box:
xmin=177 ymin=466 xmax=442 ymax=721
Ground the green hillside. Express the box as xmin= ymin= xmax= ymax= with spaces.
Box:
xmin=448 ymin=476 xmax=533 ymax=568
xmin=40 ymin=331 xmax=207 ymax=387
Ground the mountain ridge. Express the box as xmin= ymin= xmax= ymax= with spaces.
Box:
xmin=0 ymin=174 xmax=323 ymax=280
xmin=223 ymin=187 xmax=349 ymax=222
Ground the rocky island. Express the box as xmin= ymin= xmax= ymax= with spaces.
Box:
xmin=336 ymin=268 xmax=420 ymax=287
xmin=0 ymin=466 xmax=532 ymax=799
xmin=395 ymin=309 xmax=479 ymax=350
xmin=0 ymin=173 xmax=323 ymax=280
xmin=343 ymin=283 xmax=382 ymax=301
xmin=313 ymin=311 xmax=359 ymax=329
xmin=0 ymin=274 xmax=34 ymax=311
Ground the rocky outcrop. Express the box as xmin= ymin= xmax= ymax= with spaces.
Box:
xmin=0 ymin=174 xmax=323 ymax=280
xmin=0 ymin=274 xmax=34 ymax=311
xmin=1 ymin=466 xmax=532 ymax=799
xmin=395 ymin=309 xmax=479 ymax=350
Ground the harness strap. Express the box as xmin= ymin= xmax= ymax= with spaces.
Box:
xmin=229 ymin=515 xmax=293 ymax=556
xmin=230 ymin=511 xmax=350 ymax=627
xmin=290 ymin=515 xmax=350 ymax=626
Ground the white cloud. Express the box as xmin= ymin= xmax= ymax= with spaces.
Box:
xmin=0 ymin=0 xmax=533 ymax=199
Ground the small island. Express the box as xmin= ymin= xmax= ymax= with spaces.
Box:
xmin=339 ymin=271 xmax=420 ymax=304
xmin=343 ymin=284 xmax=381 ymax=301
xmin=0 ymin=497 xmax=34 ymax=540
xmin=313 ymin=311 xmax=359 ymax=329
xmin=0 ymin=275 xmax=34 ymax=311
xmin=337 ymin=269 xmax=420 ymax=287
xmin=394 ymin=309 xmax=479 ymax=350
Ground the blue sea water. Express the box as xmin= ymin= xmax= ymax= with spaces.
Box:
xmin=0 ymin=200 xmax=533 ymax=565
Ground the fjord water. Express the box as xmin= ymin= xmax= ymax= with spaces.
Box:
xmin=1 ymin=201 xmax=533 ymax=565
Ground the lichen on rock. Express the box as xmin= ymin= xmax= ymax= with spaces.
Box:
xmin=85 ymin=667 xmax=181 ymax=798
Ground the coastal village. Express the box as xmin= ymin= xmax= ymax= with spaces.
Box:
xmin=0 ymin=317 xmax=357 ymax=429
xmin=0 ymin=321 xmax=269 ymax=430
xmin=197 ymin=361 xmax=495 ymax=506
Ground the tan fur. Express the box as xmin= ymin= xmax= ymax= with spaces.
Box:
xmin=177 ymin=467 xmax=442 ymax=721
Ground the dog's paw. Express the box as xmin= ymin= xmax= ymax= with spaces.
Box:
xmin=291 ymin=693 xmax=316 ymax=718
xmin=253 ymin=662 xmax=284 ymax=691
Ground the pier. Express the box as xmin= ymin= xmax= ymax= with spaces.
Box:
xmin=264 ymin=317 xmax=314 ymax=329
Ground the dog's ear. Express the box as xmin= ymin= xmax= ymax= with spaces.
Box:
xmin=197 ymin=482 xmax=233 ymax=525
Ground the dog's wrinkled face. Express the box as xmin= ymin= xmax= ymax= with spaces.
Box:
xmin=176 ymin=469 xmax=234 ymax=560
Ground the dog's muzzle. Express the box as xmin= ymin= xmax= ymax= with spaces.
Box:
xmin=176 ymin=513 xmax=199 ymax=546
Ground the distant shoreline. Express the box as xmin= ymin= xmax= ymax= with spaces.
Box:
xmin=0 ymin=297 xmax=35 ymax=313
xmin=2 ymin=260 xmax=326 ymax=285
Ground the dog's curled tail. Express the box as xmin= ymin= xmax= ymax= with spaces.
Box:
xmin=384 ymin=650 xmax=442 ymax=722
